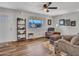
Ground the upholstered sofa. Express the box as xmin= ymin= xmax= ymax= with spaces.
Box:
xmin=55 ymin=35 xmax=79 ymax=56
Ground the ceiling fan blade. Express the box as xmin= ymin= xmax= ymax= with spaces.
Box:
xmin=48 ymin=2 xmax=52 ymax=6
xmin=48 ymin=7 xmax=58 ymax=9
xmin=46 ymin=9 xmax=49 ymax=12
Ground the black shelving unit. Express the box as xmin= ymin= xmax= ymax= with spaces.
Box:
xmin=17 ymin=18 xmax=26 ymax=41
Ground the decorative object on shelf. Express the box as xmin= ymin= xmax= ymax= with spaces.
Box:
xmin=59 ymin=19 xmax=65 ymax=26
xmin=65 ymin=19 xmax=71 ymax=26
xmin=71 ymin=21 xmax=76 ymax=26
xmin=17 ymin=18 xmax=26 ymax=41
xmin=48 ymin=19 xmax=52 ymax=25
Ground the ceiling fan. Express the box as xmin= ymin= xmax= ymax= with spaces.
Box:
xmin=43 ymin=2 xmax=58 ymax=12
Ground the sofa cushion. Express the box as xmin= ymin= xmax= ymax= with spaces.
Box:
xmin=71 ymin=35 xmax=79 ymax=45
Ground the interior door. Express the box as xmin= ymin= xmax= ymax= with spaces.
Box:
xmin=0 ymin=15 xmax=9 ymax=42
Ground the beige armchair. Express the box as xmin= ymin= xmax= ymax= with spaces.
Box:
xmin=55 ymin=39 xmax=79 ymax=56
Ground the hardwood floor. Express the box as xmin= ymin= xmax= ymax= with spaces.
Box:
xmin=0 ymin=38 xmax=52 ymax=56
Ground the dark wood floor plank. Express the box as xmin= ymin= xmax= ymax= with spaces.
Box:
xmin=0 ymin=38 xmax=51 ymax=56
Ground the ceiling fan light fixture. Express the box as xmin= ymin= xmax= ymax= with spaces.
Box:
xmin=42 ymin=2 xmax=58 ymax=12
xmin=43 ymin=8 xmax=47 ymax=11
xmin=43 ymin=8 xmax=49 ymax=12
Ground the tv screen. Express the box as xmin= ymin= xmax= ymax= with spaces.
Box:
xmin=29 ymin=20 xmax=43 ymax=28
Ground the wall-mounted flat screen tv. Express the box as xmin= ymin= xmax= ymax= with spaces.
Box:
xmin=29 ymin=20 xmax=43 ymax=28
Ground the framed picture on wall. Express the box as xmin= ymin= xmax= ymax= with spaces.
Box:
xmin=65 ymin=19 xmax=71 ymax=26
xmin=48 ymin=19 xmax=51 ymax=25
xmin=59 ymin=19 xmax=65 ymax=26
xmin=71 ymin=21 xmax=76 ymax=26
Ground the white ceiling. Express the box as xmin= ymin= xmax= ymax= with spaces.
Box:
xmin=0 ymin=2 xmax=79 ymax=16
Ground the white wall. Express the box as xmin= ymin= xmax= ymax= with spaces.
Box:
xmin=17 ymin=11 xmax=54 ymax=39
xmin=53 ymin=12 xmax=79 ymax=35
xmin=0 ymin=7 xmax=17 ymax=43
xmin=0 ymin=7 xmax=54 ymax=43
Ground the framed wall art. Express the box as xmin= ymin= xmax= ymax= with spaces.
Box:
xmin=48 ymin=19 xmax=52 ymax=25
xmin=59 ymin=19 xmax=65 ymax=26
xmin=65 ymin=19 xmax=71 ymax=26
xmin=71 ymin=21 xmax=76 ymax=26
